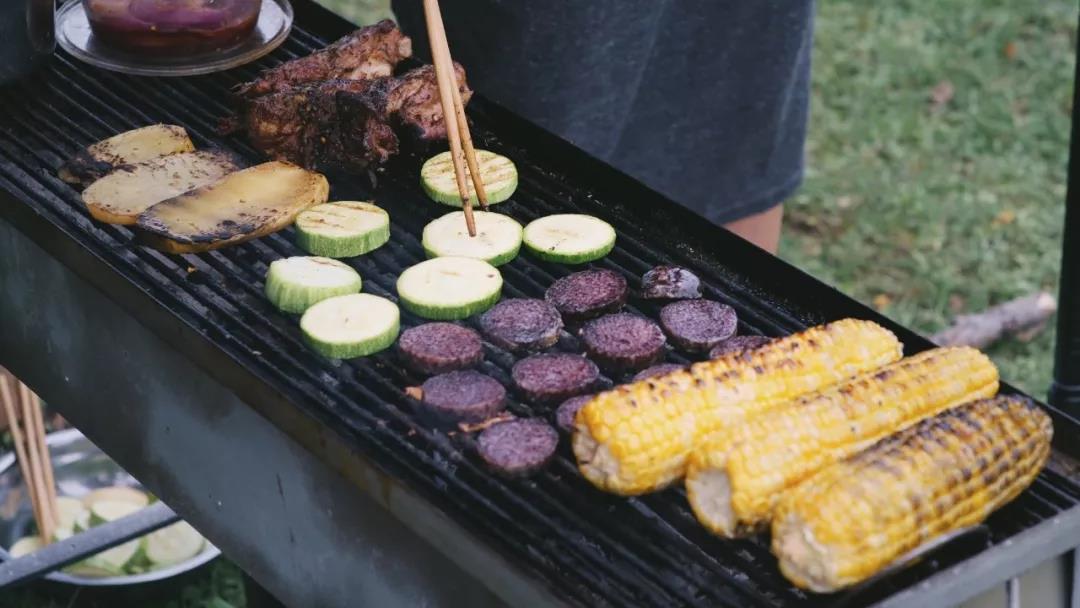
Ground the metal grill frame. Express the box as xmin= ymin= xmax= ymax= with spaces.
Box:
xmin=2 ymin=2 xmax=1080 ymax=606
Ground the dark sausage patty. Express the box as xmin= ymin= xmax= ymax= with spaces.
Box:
xmin=580 ymin=313 xmax=666 ymax=373
xmin=477 ymin=418 xmax=559 ymax=476
xmin=419 ymin=370 xmax=506 ymax=424
xmin=545 ymin=269 xmax=627 ymax=325
xmin=659 ymin=299 xmax=737 ymax=353
xmin=631 ymin=363 xmax=685 ymax=382
xmin=641 ymin=265 xmax=702 ymax=300
xmin=397 ymin=322 xmax=484 ymax=375
xmin=478 ymin=298 xmax=563 ymax=353
xmin=512 ymin=353 xmax=600 ymax=404
xmin=555 ymin=394 xmax=593 ymax=433
xmin=708 ymin=335 xmax=773 ymax=359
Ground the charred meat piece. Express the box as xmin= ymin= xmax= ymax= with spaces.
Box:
xmin=580 ymin=313 xmax=666 ymax=373
xmin=477 ymin=418 xmax=559 ymax=477
xmin=545 ymin=269 xmax=628 ymax=326
xmin=479 ymin=298 xmax=563 ymax=353
xmin=397 ymin=323 xmax=484 ymax=375
xmin=632 ymin=363 xmax=685 ymax=382
xmin=419 ymin=370 xmax=506 ymax=425
xmin=231 ymin=64 xmax=469 ymax=170
xmin=555 ymin=395 xmax=593 ymax=433
xmin=235 ymin=20 xmax=413 ymax=98
xmin=708 ymin=335 xmax=773 ymax=359
xmin=386 ymin=64 xmax=473 ymax=140
xmin=641 ymin=265 xmax=702 ymax=300
xmin=512 ymin=353 xmax=600 ymax=404
xmin=659 ymin=299 xmax=737 ymax=353
xmin=235 ymin=79 xmax=400 ymax=170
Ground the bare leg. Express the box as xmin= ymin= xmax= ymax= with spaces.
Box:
xmin=723 ymin=204 xmax=784 ymax=254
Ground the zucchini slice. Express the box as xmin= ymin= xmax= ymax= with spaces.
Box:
xmin=265 ymin=256 xmax=362 ymax=314
xmin=145 ymin=521 xmax=205 ymax=567
xmin=523 ymin=214 xmax=616 ymax=264
xmin=421 ymin=150 xmax=518 ymax=207
xmin=422 ymin=210 xmax=523 ymax=266
xmin=89 ymin=500 xmax=143 ymax=527
xmin=8 ymin=536 xmax=42 ymax=558
xmin=82 ymin=486 xmax=150 ymax=510
xmin=56 ymin=496 xmax=88 ymax=531
xmin=300 ymin=293 xmax=401 ymax=358
xmin=397 ymin=257 xmax=502 ymax=320
xmin=81 ymin=150 xmax=240 ymax=225
xmin=295 ymin=201 xmax=391 ymax=258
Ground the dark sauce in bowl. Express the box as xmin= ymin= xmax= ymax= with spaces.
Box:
xmin=84 ymin=0 xmax=261 ymax=55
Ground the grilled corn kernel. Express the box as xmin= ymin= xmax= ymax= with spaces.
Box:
xmin=686 ymin=347 xmax=999 ymax=537
xmin=771 ymin=395 xmax=1052 ymax=593
xmin=572 ymin=319 xmax=903 ymax=495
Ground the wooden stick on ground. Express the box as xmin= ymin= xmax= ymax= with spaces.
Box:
xmin=932 ymin=292 xmax=1057 ymax=348
xmin=423 ymin=0 xmax=487 ymax=232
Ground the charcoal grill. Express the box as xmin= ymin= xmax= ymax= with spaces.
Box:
xmin=3 ymin=2 xmax=1080 ymax=606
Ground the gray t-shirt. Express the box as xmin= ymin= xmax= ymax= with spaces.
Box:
xmin=392 ymin=1 xmax=814 ymax=224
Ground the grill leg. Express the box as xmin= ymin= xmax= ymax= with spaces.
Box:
xmin=1049 ymin=0 xmax=1080 ymax=409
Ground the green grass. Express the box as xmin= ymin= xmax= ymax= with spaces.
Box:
xmin=782 ymin=0 xmax=1076 ymax=396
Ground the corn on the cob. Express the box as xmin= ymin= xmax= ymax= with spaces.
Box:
xmin=572 ymin=318 xmax=903 ymax=495
xmin=685 ymin=347 xmax=999 ymax=537
xmin=771 ymin=395 xmax=1052 ymax=593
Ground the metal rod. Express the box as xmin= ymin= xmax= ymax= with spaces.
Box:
xmin=1006 ymin=576 xmax=1020 ymax=608
xmin=1049 ymin=2 xmax=1080 ymax=409
xmin=0 ymin=501 xmax=178 ymax=588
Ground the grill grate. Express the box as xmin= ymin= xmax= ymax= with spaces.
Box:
xmin=2 ymin=7 xmax=1080 ymax=606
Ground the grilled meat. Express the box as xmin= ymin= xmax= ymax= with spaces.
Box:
xmin=387 ymin=64 xmax=473 ymax=140
xmin=231 ymin=64 xmax=470 ymax=170
xmin=235 ymin=20 xmax=413 ymax=98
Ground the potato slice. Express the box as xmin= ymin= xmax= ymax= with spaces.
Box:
xmin=58 ymin=124 xmax=195 ymax=188
xmin=82 ymin=150 xmax=241 ymax=225
xmin=136 ymin=161 xmax=330 ymax=253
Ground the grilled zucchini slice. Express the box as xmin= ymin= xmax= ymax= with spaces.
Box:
xmin=295 ymin=201 xmax=390 ymax=258
xmin=421 ymin=150 xmax=518 ymax=206
xmin=300 ymin=293 xmax=401 ymax=358
xmin=59 ymin=124 xmax=195 ymax=188
xmin=397 ymin=257 xmax=503 ymax=320
xmin=135 ymin=161 xmax=329 ymax=253
xmin=265 ymin=256 xmax=362 ymax=314
xmin=81 ymin=150 xmax=240 ymax=225
xmin=523 ymin=214 xmax=616 ymax=264
xmin=422 ymin=210 xmax=523 ymax=266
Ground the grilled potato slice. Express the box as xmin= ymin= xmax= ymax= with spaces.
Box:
xmin=81 ymin=150 xmax=241 ymax=225
xmin=135 ymin=161 xmax=330 ymax=253
xmin=58 ymin=124 xmax=195 ymax=188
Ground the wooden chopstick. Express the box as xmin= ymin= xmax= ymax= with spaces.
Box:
xmin=423 ymin=0 xmax=488 ymax=233
xmin=24 ymin=387 xmax=57 ymax=534
xmin=0 ymin=375 xmax=42 ymax=537
xmin=0 ymin=371 xmax=57 ymax=543
xmin=18 ymin=383 xmax=54 ymax=543
xmin=430 ymin=12 xmax=489 ymax=211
